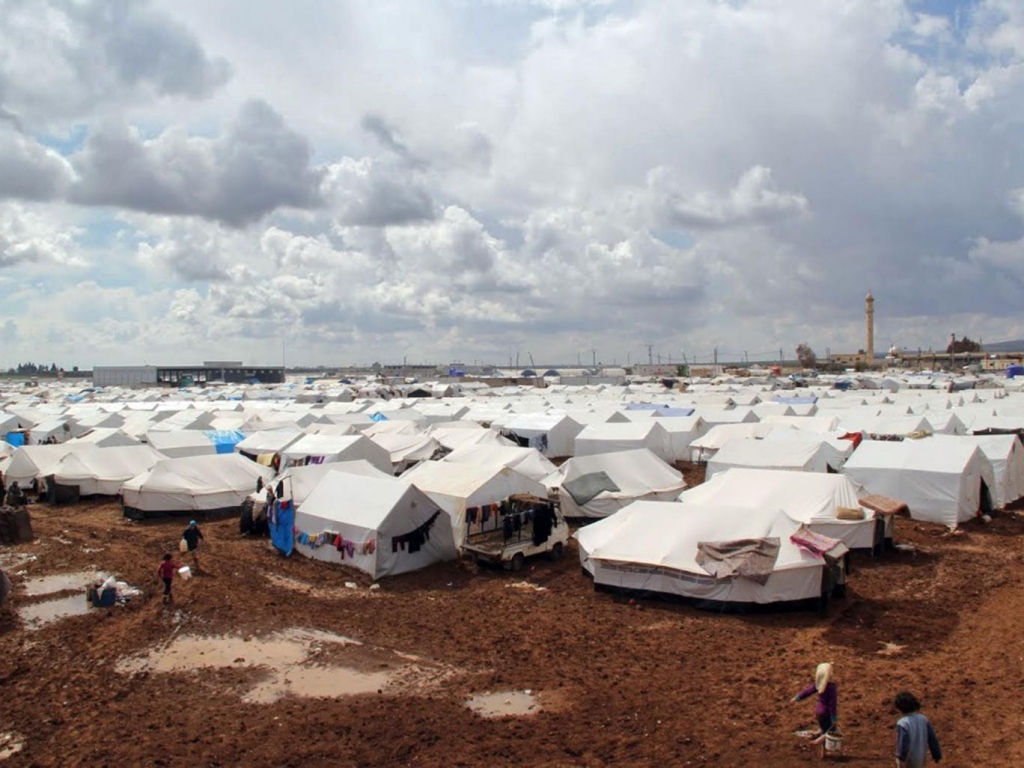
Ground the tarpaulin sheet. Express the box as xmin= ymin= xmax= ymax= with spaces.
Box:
xmin=203 ymin=430 xmax=246 ymax=455
xmin=269 ymin=500 xmax=294 ymax=557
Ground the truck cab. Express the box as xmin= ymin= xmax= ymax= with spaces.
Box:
xmin=462 ymin=494 xmax=569 ymax=571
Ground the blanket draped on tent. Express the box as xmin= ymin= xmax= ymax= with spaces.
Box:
xmin=696 ymin=537 xmax=780 ymax=585
xmin=562 ymin=471 xmax=621 ymax=506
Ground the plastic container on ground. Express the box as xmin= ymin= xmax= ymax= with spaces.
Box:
xmin=178 ymin=566 xmax=192 ymax=581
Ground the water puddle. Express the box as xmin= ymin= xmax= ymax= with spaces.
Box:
xmin=245 ymin=665 xmax=393 ymax=704
xmin=0 ymin=731 xmax=25 ymax=761
xmin=117 ymin=629 xmax=360 ymax=676
xmin=21 ymin=571 xmax=106 ymax=597
xmin=466 ymin=690 xmax=540 ymax=718
xmin=119 ymin=628 xmax=454 ymax=704
xmin=19 ymin=594 xmax=91 ymax=630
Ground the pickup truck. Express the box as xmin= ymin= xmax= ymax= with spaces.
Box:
xmin=463 ymin=495 xmax=569 ymax=571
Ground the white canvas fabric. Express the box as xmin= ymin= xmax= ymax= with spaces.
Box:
xmin=499 ymin=414 xmax=583 ymax=458
xmin=53 ymin=445 xmax=165 ymax=495
xmin=69 ymin=428 xmax=141 ymax=448
xmin=279 ymin=434 xmax=393 ymax=473
xmin=554 ymin=449 xmax=686 ymax=518
xmin=402 ymin=460 xmax=546 ymax=546
xmin=368 ymin=432 xmax=443 ymax=473
xmin=145 ymin=430 xmax=218 ymax=459
xmin=842 ymin=439 xmax=996 ymax=527
xmin=761 ymin=415 xmax=841 ymax=433
xmin=681 ymin=468 xmax=880 ymax=549
xmin=930 ymin=434 xmax=1024 ymax=508
xmin=294 ymin=473 xmax=456 ymax=579
xmin=573 ymin=421 xmax=673 ymax=463
xmin=252 ymin=460 xmax=393 ymax=510
xmin=3 ymin=443 xmax=99 ymax=484
xmin=705 ymin=438 xmax=846 ymax=480
xmin=441 ymin=444 xmax=557 ymax=484
xmin=122 ymin=454 xmax=274 ymax=513
xmin=689 ymin=423 xmax=787 ymax=460
xmin=427 ymin=426 xmax=513 ymax=452
xmin=652 ymin=415 xmax=708 ymax=462
xmin=575 ymin=501 xmax=832 ymax=604
xmin=234 ymin=428 xmax=305 ymax=456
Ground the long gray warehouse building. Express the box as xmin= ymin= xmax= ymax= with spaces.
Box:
xmin=93 ymin=361 xmax=285 ymax=388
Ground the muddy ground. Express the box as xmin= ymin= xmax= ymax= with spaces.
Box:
xmin=2 ymin=474 xmax=1023 ymax=767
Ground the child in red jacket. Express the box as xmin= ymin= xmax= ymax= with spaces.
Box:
xmin=157 ymin=553 xmax=182 ymax=604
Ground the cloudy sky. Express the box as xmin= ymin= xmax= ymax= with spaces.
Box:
xmin=1 ymin=0 xmax=1023 ymax=369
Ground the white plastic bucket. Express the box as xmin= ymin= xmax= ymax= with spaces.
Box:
xmin=824 ymin=730 xmax=843 ymax=752
xmin=178 ymin=566 xmax=192 ymax=581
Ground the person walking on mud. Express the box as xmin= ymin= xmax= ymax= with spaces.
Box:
xmin=181 ymin=520 xmax=204 ymax=571
xmin=894 ymin=691 xmax=942 ymax=768
xmin=792 ymin=662 xmax=838 ymax=757
xmin=156 ymin=553 xmax=183 ymax=604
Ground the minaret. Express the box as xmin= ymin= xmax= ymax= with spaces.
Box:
xmin=865 ymin=291 xmax=875 ymax=361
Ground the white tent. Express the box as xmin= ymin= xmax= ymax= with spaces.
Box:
xmin=402 ymin=460 xmax=546 ymax=546
xmin=293 ymin=474 xmax=457 ymax=579
xmin=654 ymin=415 xmax=708 ymax=462
xmin=29 ymin=418 xmax=74 ymax=444
xmin=3 ymin=443 xmax=98 ymax=485
xmin=122 ymin=454 xmax=274 ymax=519
xmin=554 ymin=449 xmax=686 ymax=518
xmin=681 ymin=468 xmax=882 ymax=549
xmin=428 ymin=425 xmax=513 ymax=452
xmin=368 ymin=432 xmax=444 ymax=474
xmin=575 ymin=501 xmax=843 ymax=606
xmin=280 ymin=434 xmax=393 ymax=474
xmin=842 ymin=440 xmax=996 ymax=527
xmin=761 ymin=415 xmax=841 ymax=433
xmin=260 ymin=460 xmax=393 ymax=509
xmin=705 ymin=438 xmax=847 ymax=480
xmin=689 ymin=423 xmax=785 ymax=461
xmin=930 ymin=434 xmax=1024 ymax=509
xmin=68 ymin=428 xmax=141 ymax=448
xmin=52 ymin=445 xmax=165 ymax=496
xmin=441 ymin=444 xmax=557 ymax=484
xmin=145 ymin=430 xmax=219 ymax=459
xmin=573 ymin=422 xmax=673 ymax=463
xmin=234 ymin=428 xmax=305 ymax=457
xmin=499 ymin=414 xmax=582 ymax=458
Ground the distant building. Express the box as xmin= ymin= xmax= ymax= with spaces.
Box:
xmin=93 ymin=361 xmax=285 ymax=388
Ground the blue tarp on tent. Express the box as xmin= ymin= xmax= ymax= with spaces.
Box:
xmin=203 ymin=430 xmax=247 ymax=454
xmin=6 ymin=432 xmax=25 ymax=447
xmin=625 ymin=403 xmax=668 ymax=410
xmin=1007 ymin=365 xmax=1024 ymax=379
xmin=269 ymin=500 xmax=294 ymax=557
xmin=653 ymin=407 xmax=696 ymax=417
xmin=773 ymin=396 xmax=819 ymax=405
xmin=370 ymin=412 xmax=389 ymax=422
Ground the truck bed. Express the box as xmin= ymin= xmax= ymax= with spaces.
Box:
xmin=463 ymin=528 xmax=515 ymax=557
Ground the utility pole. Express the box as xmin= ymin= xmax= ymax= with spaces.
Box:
xmin=713 ymin=347 xmax=718 ymax=367
xmin=645 ymin=344 xmax=654 ymax=366
xmin=591 ymin=348 xmax=597 ymax=368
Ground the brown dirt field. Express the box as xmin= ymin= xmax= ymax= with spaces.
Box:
xmin=1 ymin=495 xmax=1023 ymax=767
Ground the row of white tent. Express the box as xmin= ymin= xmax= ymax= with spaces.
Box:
xmin=4 ymin=409 xmax=1022 ymax=532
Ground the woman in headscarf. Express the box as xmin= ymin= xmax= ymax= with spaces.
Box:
xmin=792 ymin=662 xmax=838 ymax=738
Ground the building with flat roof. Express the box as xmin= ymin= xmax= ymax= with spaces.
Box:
xmin=93 ymin=362 xmax=285 ymax=388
